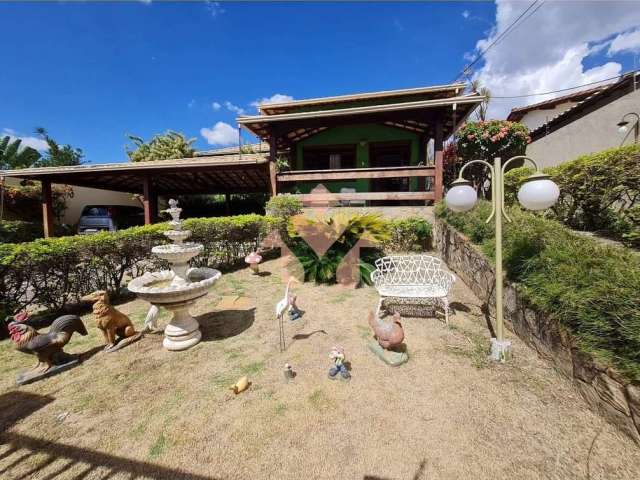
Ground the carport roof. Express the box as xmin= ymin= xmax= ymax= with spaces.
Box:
xmin=0 ymin=153 xmax=270 ymax=195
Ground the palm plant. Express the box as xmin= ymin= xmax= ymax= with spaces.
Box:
xmin=0 ymin=136 xmax=41 ymax=170
xmin=286 ymin=213 xmax=390 ymax=285
xmin=470 ymin=79 xmax=491 ymax=122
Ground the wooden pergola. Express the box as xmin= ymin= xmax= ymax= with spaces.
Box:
xmin=238 ymin=85 xmax=484 ymax=204
xmin=1 ymin=153 xmax=270 ymax=237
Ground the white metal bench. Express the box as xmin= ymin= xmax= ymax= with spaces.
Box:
xmin=370 ymin=255 xmax=455 ymax=324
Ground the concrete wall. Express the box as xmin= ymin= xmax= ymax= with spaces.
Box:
xmin=3 ymin=177 xmax=140 ymax=226
xmin=517 ymin=101 xmax=577 ymax=131
xmin=62 ymin=186 xmax=141 ymax=226
xmin=527 ymin=88 xmax=640 ymax=168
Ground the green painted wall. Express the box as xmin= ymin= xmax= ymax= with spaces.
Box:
xmin=291 ymin=123 xmax=421 ymax=194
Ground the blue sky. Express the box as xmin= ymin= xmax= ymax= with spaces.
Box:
xmin=2 ymin=1 xmax=639 ymax=164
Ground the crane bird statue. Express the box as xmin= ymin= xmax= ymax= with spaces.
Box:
xmin=275 ymin=277 xmax=299 ymax=351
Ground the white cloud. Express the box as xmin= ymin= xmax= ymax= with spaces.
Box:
xmin=139 ymin=0 xmax=152 ymax=5
xmin=250 ymin=93 xmax=294 ymax=110
xmin=224 ymin=101 xmax=245 ymax=115
xmin=1 ymin=128 xmax=49 ymax=151
xmin=200 ymin=121 xmax=238 ymax=146
xmin=462 ymin=10 xmax=470 ymax=20
xmin=211 ymin=101 xmax=221 ymax=111
xmin=470 ymin=1 xmax=640 ymax=119
xmin=608 ymin=28 xmax=640 ymax=55
xmin=205 ymin=1 xmax=225 ymax=18
xmin=187 ymin=99 xmax=195 ymax=109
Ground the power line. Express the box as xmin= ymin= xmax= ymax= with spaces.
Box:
xmin=490 ymin=70 xmax=637 ymax=99
xmin=454 ymin=1 xmax=545 ymax=82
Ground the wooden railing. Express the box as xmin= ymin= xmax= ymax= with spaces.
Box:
xmin=276 ymin=165 xmax=436 ymax=182
xmin=276 ymin=165 xmax=441 ymax=203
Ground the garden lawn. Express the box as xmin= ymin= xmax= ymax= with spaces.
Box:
xmin=0 ymin=257 xmax=639 ymax=480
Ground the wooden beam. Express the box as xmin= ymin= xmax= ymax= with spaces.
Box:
xmin=292 ymin=191 xmax=435 ymax=202
xmin=41 ymin=180 xmax=54 ymax=238
xmin=268 ymin=134 xmax=278 ymax=196
xmin=277 ymin=165 xmax=436 ymax=182
xmin=434 ymin=121 xmax=444 ymax=202
xmin=142 ymin=176 xmax=154 ymax=225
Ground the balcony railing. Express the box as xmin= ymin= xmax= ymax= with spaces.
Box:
xmin=276 ymin=165 xmax=440 ymax=203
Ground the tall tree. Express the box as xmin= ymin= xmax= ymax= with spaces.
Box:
xmin=0 ymin=136 xmax=41 ymax=170
xmin=34 ymin=127 xmax=84 ymax=167
xmin=126 ymin=131 xmax=195 ymax=162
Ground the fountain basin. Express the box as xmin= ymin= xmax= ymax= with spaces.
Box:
xmin=128 ymin=267 xmax=220 ymax=304
xmin=163 ymin=229 xmax=192 ymax=244
xmin=151 ymin=243 xmax=203 ymax=265
xmin=128 ymin=267 xmax=220 ymax=351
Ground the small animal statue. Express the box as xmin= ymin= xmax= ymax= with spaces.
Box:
xmin=283 ymin=363 xmax=295 ymax=380
xmin=8 ymin=314 xmax=88 ymax=373
xmin=81 ymin=290 xmax=139 ymax=351
xmin=230 ymin=376 xmax=250 ymax=394
xmin=275 ymin=278 xmax=299 ymax=351
xmin=143 ymin=304 xmax=159 ymax=332
xmin=287 ymin=294 xmax=301 ymax=321
xmin=328 ymin=345 xmax=351 ymax=381
xmin=367 ymin=310 xmax=405 ymax=350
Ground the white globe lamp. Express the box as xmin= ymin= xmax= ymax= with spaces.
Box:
xmin=617 ymin=122 xmax=629 ymax=135
xmin=517 ymin=173 xmax=560 ymax=211
xmin=445 ymin=179 xmax=477 ymax=212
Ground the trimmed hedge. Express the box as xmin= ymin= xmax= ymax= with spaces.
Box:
xmin=1 ymin=212 xmax=433 ymax=318
xmin=0 ymin=220 xmax=72 ymax=243
xmin=0 ymin=220 xmax=45 ymax=243
xmin=436 ymin=201 xmax=640 ymax=381
xmin=504 ymin=144 xmax=640 ymax=247
xmin=0 ymin=214 xmax=275 ymax=318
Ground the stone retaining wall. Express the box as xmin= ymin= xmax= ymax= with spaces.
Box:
xmin=434 ymin=218 xmax=640 ymax=444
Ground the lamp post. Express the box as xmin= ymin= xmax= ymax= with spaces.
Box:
xmin=445 ymin=156 xmax=560 ymax=361
xmin=617 ymin=112 xmax=639 ymax=144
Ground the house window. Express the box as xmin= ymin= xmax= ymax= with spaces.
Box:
xmin=302 ymin=145 xmax=356 ymax=170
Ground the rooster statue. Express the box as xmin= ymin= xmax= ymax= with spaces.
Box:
xmin=8 ymin=314 xmax=88 ymax=373
xmin=367 ymin=310 xmax=405 ymax=349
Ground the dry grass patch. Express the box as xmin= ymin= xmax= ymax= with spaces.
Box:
xmin=0 ymin=258 xmax=639 ymax=480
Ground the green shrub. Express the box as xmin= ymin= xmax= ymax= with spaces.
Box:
xmin=382 ymin=217 xmax=432 ymax=252
xmin=0 ymin=221 xmax=44 ymax=243
xmin=3 ymin=183 xmax=73 ymax=222
xmin=282 ymin=213 xmax=433 ymax=285
xmin=0 ymin=220 xmax=72 ymax=243
xmin=0 ymin=215 xmax=275 ymax=318
xmin=503 ymin=145 xmax=640 ymax=247
xmin=436 ymin=201 xmax=640 ymax=381
xmin=265 ymin=194 xmax=303 ymax=219
xmin=434 ymin=201 xmax=494 ymax=244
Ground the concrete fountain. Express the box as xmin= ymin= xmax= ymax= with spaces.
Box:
xmin=128 ymin=199 xmax=221 ymax=351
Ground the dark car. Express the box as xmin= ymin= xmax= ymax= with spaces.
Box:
xmin=77 ymin=205 xmax=144 ymax=234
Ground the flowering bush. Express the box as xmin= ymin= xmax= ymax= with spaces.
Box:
xmin=3 ymin=183 xmax=73 ymax=222
xmin=451 ymin=120 xmax=530 ymax=195
xmin=456 ymin=120 xmax=530 ymax=161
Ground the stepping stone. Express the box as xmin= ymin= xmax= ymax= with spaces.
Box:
xmin=368 ymin=340 xmax=409 ymax=367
